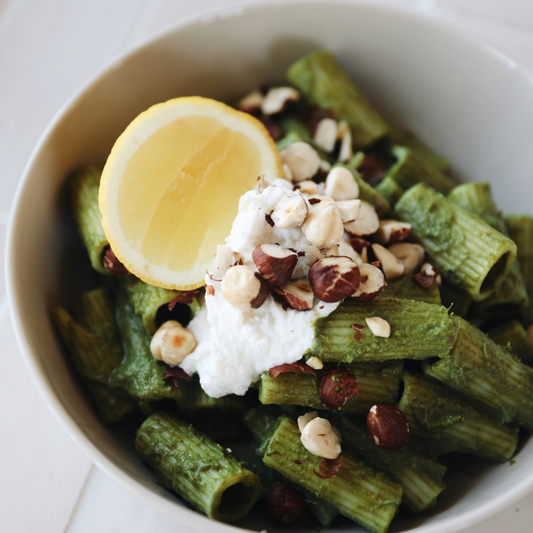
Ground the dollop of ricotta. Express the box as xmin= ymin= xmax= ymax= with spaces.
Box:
xmin=180 ymin=185 xmax=340 ymax=398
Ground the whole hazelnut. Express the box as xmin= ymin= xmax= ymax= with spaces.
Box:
xmin=264 ymin=483 xmax=306 ymax=525
xmin=309 ymin=256 xmax=360 ymax=303
xmin=220 ymin=265 xmax=269 ymax=311
xmin=150 ymin=320 xmax=197 ymax=366
xmin=252 ymin=244 xmax=298 ymax=286
xmin=366 ymin=404 xmax=409 ymax=451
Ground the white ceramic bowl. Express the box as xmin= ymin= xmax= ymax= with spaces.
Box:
xmin=7 ymin=2 xmax=533 ymax=532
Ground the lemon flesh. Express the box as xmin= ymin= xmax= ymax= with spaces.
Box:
xmin=100 ymin=97 xmax=282 ymax=290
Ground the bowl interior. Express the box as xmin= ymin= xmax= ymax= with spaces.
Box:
xmin=8 ymin=2 xmax=533 ymax=533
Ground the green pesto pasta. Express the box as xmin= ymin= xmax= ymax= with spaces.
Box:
xmin=448 ymin=183 xmax=528 ymax=309
xmin=287 ymin=51 xmax=391 ymax=148
xmin=424 ymin=316 xmax=533 ymax=431
xmin=52 ymin=288 xmax=137 ymax=424
xmin=69 ymin=165 xmax=109 ymax=274
xmin=385 ymin=145 xmax=456 ymax=195
xmin=136 ymin=412 xmax=260 ymax=522
xmin=395 ymin=183 xmax=517 ymax=301
xmin=258 ymin=362 xmax=403 ymax=413
xmin=308 ymin=298 xmax=455 ymax=363
xmin=108 ymin=286 xmax=188 ymax=404
xmin=332 ymin=414 xmax=446 ymax=515
xmin=262 ymin=415 xmax=403 ymax=533
xmin=487 ymin=319 xmax=533 ymax=364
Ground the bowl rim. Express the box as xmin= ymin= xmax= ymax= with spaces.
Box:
xmin=6 ymin=1 xmax=533 ymax=532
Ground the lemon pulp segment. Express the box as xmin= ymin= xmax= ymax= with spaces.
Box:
xmin=117 ymin=114 xmax=261 ymax=273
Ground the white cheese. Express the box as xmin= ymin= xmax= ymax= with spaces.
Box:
xmin=179 ymin=184 xmax=341 ymax=398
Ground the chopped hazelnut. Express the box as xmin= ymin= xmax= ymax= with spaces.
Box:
xmin=344 ymin=201 xmax=379 ymax=236
xmin=336 ymin=199 xmax=361 ymax=223
xmin=276 ymin=278 xmax=315 ymax=311
xmin=365 ymin=316 xmax=391 ymax=338
xmin=325 ymin=167 xmax=359 ymax=201
xmin=387 ymin=242 xmax=425 ymax=276
xmin=300 ymin=417 xmax=342 ymax=459
xmin=306 ymin=357 xmax=324 ymax=370
xmin=309 ymin=256 xmax=360 ymax=303
xmin=271 ymin=195 xmax=308 ymax=229
xmin=212 ymin=244 xmax=237 ymax=281
xmin=313 ymin=118 xmax=338 ymax=153
xmin=252 ymin=244 xmax=298 ymax=286
xmin=352 ymin=263 xmax=385 ymax=301
xmin=374 ymin=220 xmax=411 ymax=246
xmin=337 ymin=122 xmax=353 ymax=163
xmin=261 ymin=86 xmax=299 ymax=115
xmin=298 ymin=411 xmax=319 ymax=432
xmin=372 ymin=244 xmax=405 ymax=279
xmin=237 ymin=89 xmax=264 ymax=114
xmin=302 ymin=199 xmax=344 ymax=248
xmin=280 ymin=142 xmax=321 ymax=182
xmin=294 ymin=180 xmax=319 ymax=195
xmin=282 ymin=163 xmax=293 ymax=182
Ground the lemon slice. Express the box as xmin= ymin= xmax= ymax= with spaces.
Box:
xmin=99 ymin=96 xmax=283 ymax=290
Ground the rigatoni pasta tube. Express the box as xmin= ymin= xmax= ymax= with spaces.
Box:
xmin=262 ymin=415 xmax=402 ymax=533
xmin=287 ymin=50 xmax=390 ymax=148
xmin=395 ymin=183 xmax=517 ymax=301
xmin=386 ymin=146 xmax=455 ymax=195
xmin=258 ymin=362 xmax=404 ymax=413
xmin=136 ymin=412 xmax=260 ymax=522
xmin=308 ymin=298 xmax=455 ymax=364
xmin=448 ymin=183 xmax=528 ymax=308
xmin=487 ymin=319 xmax=533 ymax=364
xmin=424 ymin=317 xmax=533 ymax=431
xmin=332 ymin=414 xmax=446 ymax=515
xmin=69 ymin=165 xmax=109 ymax=274
xmin=398 ymin=372 xmax=518 ymax=462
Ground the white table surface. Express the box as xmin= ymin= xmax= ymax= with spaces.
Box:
xmin=2 ymin=0 xmax=533 ymax=531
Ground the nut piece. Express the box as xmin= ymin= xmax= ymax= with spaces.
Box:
xmin=367 ymin=404 xmax=409 ymax=451
xmin=261 ymin=86 xmax=299 ymax=115
xmin=302 ymin=200 xmax=344 ymax=248
xmin=300 ymin=417 xmax=342 ymax=459
xmin=271 ymin=194 xmax=308 ymax=229
xmin=265 ymin=483 xmax=306 ymax=525
xmin=352 ymin=263 xmax=386 ymax=301
xmin=220 ymin=265 xmax=269 ymax=311
xmin=277 ymin=277 xmax=315 ymax=311
xmin=282 ymin=163 xmax=293 ymax=182
xmin=337 ymin=121 xmax=353 ymax=163
xmin=365 ymin=316 xmax=391 ymax=338
xmin=212 ymin=244 xmax=237 ymax=281
xmin=102 ymin=246 xmax=130 ymax=276
xmin=280 ymin=142 xmax=321 ymax=182
xmin=252 ymin=244 xmax=298 ymax=286
xmin=313 ymin=118 xmax=338 ymax=153
xmin=374 ymin=220 xmax=412 ymax=246
xmin=387 ymin=242 xmax=426 ymax=276
xmin=336 ymin=199 xmax=361 ymax=223
xmin=344 ymin=201 xmax=380 ymax=236
xmin=413 ymin=262 xmax=439 ymax=288
xmin=294 ymin=180 xmax=319 ymax=195
xmin=298 ymin=411 xmax=319 ymax=432
xmin=150 ymin=320 xmax=197 ymax=365
xmin=237 ymin=89 xmax=264 ymax=114
xmin=325 ymin=167 xmax=359 ymax=201
xmin=309 ymin=256 xmax=360 ymax=303
xmin=372 ymin=244 xmax=405 ymax=279
xmin=320 ymin=367 xmax=358 ymax=410
xmin=326 ymin=240 xmax=361 ymax=265
xmin=306 ymin=357 xmax=324 ymax=370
